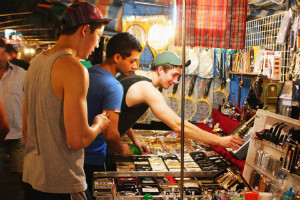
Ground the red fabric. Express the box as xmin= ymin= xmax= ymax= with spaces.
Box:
xmin=212 ymin=109 xmax=240 ymax=134
xmin=196 ymin=110 xmax=245 ymax=173
xmin=175 ymin=0 xmax=247 ymax=49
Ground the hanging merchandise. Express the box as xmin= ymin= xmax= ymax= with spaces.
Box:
xmin=183 ymin=75 xmax=197 ymax=121
xmin=260 ymin=51 xmax=282 ymax=80
xmin=290 ymin=16 xmax=299 ymax=50
xmin=168 ymin=46 xmax=199 ymax=75
xmin=276 ymin=8 xmax=293 ymax=44
xmin=213 ymin=49 xmax=222 ymax=78
xmin=122 ymin=15 xmax=172 ymax=69
xmin=126 ymin=24 xmax=148 ymax=49
xmin=148 ymin=23 xmax=172 ymax=56
xmin=137 ymin=108 xmax=151 ymax=124
xmin=213 ymin=79 xmax=227 ymax=109
xmin=198 ymin=48 xmax=214 ymax=78
xmin=196 ymin=78 xmax=212 ymax=122
xmin=175 ymin=0 xmax=247 ymax=49
xmin=166 ymin=76 xmax=181 ymax=115
xmin=185 ymin=48 xmax=200 ymax=75
xmin=212 ymin=50 xmax=229 ymax=109
xmin=294 ymin=53 xmax=300 ymax=78
xmin=253 ymin=46 xmax=265 ymax=74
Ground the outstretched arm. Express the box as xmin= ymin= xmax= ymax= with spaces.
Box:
xmin=136 ymin=82 xmax=243 ymax=150
xmin=125 ymin=128 xmax=149 ymax=154
xmin=22 ymin=97 xmax=27 ymax=144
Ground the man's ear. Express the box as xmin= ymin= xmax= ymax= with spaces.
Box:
xmin=113 ymin=53 xmax=122 ymax=63
xmin=157 ymin=65 xmax=164 ymax=75
xmin=80 ymin=24 xmax=90 ymax=36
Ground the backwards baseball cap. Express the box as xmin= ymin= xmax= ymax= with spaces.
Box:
xmin=152 ymin=51 xmax=191 ymax=67
xmin=60 ymin=2 xmax=113 ymax=30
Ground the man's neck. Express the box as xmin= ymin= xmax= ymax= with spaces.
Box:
xmin=46 ymin=36 xmax=77 ymax=57
xmin=145 ymin=70 xmax=159 ymax=87
xmin=98 ymin=59 xmax=117 ymax=76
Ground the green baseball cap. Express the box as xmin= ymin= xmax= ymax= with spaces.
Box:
xmin=152 ymin=51 xmax=191 ymax=67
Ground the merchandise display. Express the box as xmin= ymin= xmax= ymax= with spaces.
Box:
xmin=244 ymin=110 xmax=300 ymax=195
xmin=92 ymin=130 xmax=249 ymax=199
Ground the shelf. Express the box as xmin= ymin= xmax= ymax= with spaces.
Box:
xmin=245 ymin=163 xmax=279 ymax=183
xmin=252 ymin=138 xmax=287 ymax=154
xmin=256 ymin=109 xmax=300 ymax=128
xmin=94 ymin=171 xmax=220 ymax=178
xmin=228 ymin=72 xmax=261 ymax=76
xmin=244 ymin=109 xmax=300 ymax=191
xmin=96 ymin=194 xmax=203 ymax=200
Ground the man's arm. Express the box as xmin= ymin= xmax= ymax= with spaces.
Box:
xmin=132 ymin=82 xmax=243 ymax=150
xmin=54 ymin=56 xmax=110 ymax=150
xmin=102 ymin=109 xmax=130 ymax=157
xmin=0 ymin=98 xmax=9 ymax=143
xmin=22 ymin=97 xmax=27 ymax=144
xmin=125 ymin=128 xmax=149 ymax=154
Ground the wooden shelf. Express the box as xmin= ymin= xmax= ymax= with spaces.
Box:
xmin=228 ymin=71 xmax=261 ymax=76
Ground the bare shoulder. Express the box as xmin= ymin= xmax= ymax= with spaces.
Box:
xmin=53 ymin=55 xmax=88 ymax=83
xmin=126 ymin=80 xmax=157 ymax=106
xmin=130 ymin=80 xmax=156 ymax=94
xmin=51 ymin=55 xmax=89 ymax=99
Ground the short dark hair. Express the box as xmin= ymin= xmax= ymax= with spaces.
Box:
xmin=150 ymin=63 xmax=181 ymax=72
xmin=60 ymin=22 xmax=108 ymax=35
xmin=0 ymin=38 xmax=6 ymax=48
xmin=106 ymin=32 xmax=142 ymax=59
xmin=5 ymin=44 xmax=17 ymax=53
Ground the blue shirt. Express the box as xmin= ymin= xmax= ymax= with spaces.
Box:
xmin=85 ymin=66 xmax=123 ymax=166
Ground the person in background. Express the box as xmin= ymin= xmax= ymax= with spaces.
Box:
xmin=117 ymin=52 xmax=244 ymax=150
xmin=22 ymin=2 xmax=110 ymax=200
xmin=5 ymin=44 xmax=30 ymax=70
xmin=0 ymin=98 xmax=10 ymax=143
xmin=35 ymin=47 xmax=43 ymax=55
xmin=84 ymin=32 xmax=145 ymax=198
xmin=0 ymin=38 xmax=26 ymax=183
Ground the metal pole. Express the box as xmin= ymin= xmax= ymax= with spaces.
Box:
xmin=180 ymin=0 xmax=186 ymax=199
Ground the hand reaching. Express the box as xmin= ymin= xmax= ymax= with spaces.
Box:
xmin=219 ymin=135 xmax=244 ymax=150
xmin=94 ymin=111 xmax=110 ymax=133
xmin=133 ymin=138 xmax=150 ymax=154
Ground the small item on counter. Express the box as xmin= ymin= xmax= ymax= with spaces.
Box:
xmin=128 ymin=143 xmax=142 ymax=155
xmin=143 ymin=193 xmax=153 ymax=199
xmin=245 ymin=191 xmax=259 ymax=200
xmin=284 ymin=187 xmax=295 ymax=200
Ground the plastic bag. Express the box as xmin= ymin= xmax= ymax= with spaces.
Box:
xmin=276 ymin=8 xmax=293 ymax=44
